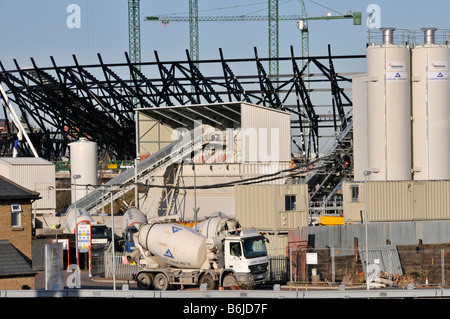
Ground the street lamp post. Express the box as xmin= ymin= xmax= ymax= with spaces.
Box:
xmin=110 ymin=187 xmax=117 ymax=290
xmin=73 ymin=174 xmax=81 ymax=268
xmin=73 ymin=174 xmax=81 ymax=211
xmin=135 ymin=156 xmax=140 ymax=209
xmin=363 ymin=169 xmax=377 ymax=291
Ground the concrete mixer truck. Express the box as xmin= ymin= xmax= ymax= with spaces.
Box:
xmin=66 ymin=207 xmax=110 ymax=248
xmin=127 ymin=214 xmax=269 ymax=290
xmin=120 ymin=208 xmax=148 ymax=253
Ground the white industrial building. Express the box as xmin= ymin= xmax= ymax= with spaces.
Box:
xmin=135 ymin=102 xmax=294 ymax=222
xmin=0 ymin=157 xmax=56 ymax=215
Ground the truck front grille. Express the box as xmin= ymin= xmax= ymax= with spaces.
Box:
xmin=249 ymin=262 xmax=268 ymax=275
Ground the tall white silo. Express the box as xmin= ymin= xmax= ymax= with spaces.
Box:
xmin=412 ymin=28 xmax=450 ymax=180
xmin=366 ymin=28 xmax=412 ymax=181
xmin=70 ymin=138 xmax=98 ymax=203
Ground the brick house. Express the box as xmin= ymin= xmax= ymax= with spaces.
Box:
xmin=0 ymin=175 xmax=40 ymax=290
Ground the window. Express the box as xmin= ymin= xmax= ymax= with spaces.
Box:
xmin=285 ymin=195 xmax=296 ymax=211
xmin=242 ymin=236 xmax=268 ymax=258
xmin=11 ymin=204 xmax=22 ymax=227
xmin=229 ymin=242 xmax=242 ymax=257
xmin=351 ymin=185 xmax=359 ymax=202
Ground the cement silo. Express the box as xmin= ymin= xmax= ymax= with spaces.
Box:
xmin=69 ymin=138 xmax=98 ymax=203
xmin=366 ymin=28 xmax=412 ymax=181
xmin=412 ymin=28 xmax=450 ymax=180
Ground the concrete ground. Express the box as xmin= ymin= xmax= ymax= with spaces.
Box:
xmin=34 ymin=270 xmax=138 ymax=290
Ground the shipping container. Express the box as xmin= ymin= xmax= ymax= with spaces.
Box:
xmin=343 ymin=180 xmax=450 ymax=222
xmin=235 ymin=184 xmax=309 ymax=231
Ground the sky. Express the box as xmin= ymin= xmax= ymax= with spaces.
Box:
xmin=1 ymin=0 xmax=450 ymax=73
xmin=0 ymin=0 xmax=449 ymax=155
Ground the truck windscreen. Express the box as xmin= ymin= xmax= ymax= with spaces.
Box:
xmin=242 ymin=236 xmax=267 ymax=258
xmin=92 ymin=226 xmax=108 ymax=239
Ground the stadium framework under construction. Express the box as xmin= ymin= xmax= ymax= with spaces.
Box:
xmin=0 ymin=23 xmax=449 ymax=295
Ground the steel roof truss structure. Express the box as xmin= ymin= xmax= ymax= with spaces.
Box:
xmin=0 ymin=48 xmax=363 ymax=161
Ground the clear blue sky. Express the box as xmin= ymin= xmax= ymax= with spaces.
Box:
xmin=0 ymin=1 xmax=449 ymax=72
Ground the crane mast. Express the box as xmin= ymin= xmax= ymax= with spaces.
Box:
xmin=128 ymin=0 xmax=141 ymax=69
xmin=145 ymin=1 xmax=361 ymax=77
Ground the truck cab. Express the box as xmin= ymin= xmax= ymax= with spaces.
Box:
xmin=223 ymin=229 xmax=269 ymax=288
xmin=91 ymin=224 xmax=110 ymax=247
xmin=123 ymin=225 xmax=138 ymax=253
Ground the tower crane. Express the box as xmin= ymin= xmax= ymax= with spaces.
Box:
xmin=128 ymin=0 xmax=141 ymax=69
xmin=145 ymin=2 xmax=361 ymax=76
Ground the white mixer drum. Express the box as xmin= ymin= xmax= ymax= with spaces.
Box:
xmin=138 ymin=223 xmax=206 ymax=269
xmin=121 ymin=208 xmax=147 ymax=232
xmin=66 ymin=207 xmax=95 ymax=234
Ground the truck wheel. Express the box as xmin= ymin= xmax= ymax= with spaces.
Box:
xmin=199 ymin=273 xmax=216 ymax=290
xmin=222 ymin=274 xmax=238 ymax=288
xmin=136 ymin=272 xmax=153 ymax=290
xmin=154 ymin=273 xmax=170 ymax=290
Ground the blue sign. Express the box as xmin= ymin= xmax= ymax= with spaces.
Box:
xmin=172 ymin=226 xmax=182 ymax=233
xmin=164 ymin=249 xmax=174 ymax=259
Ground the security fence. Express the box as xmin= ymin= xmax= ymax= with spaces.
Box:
xmin=103 ymin=246 xmax=140 ymax=280
xmin=283 ymin=245 xmax=450 ymax=289
xmin=97 ymin=244 xmax=450 ymax=289
xmin=100 ymin=249 xmax=290 ymax=283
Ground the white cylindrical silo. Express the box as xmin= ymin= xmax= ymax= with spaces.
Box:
xmin=69 ymin=138 xmax=98 ymax=203
xmin=366 ymin=28 xmax=412 ymax=181
xmin=412 ymin=28 xmax=450 ymax=180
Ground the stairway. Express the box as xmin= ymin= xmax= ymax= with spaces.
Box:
xmin=69 ymin=131 xmax=203 ymax=215
xmin=304 ymin=119 xmax=353 ymax=204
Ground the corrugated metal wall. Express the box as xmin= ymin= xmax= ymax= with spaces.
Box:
xmin=306 ymin=220 xmax=450 ymax=254
xmin=240 ymin=103 xmax=291 ymax=163
xmin=137 ymin=112 xmax=174 ymax=155
xmin=235 ymin=184 xmax=309 ymax=231
xmin=368 ymin=181 xmax=413 ymax=221
xmin=425 ymin=181 xmax=450 ymax=220
xmin=0 ymin=158 xmax=55 ymax=214
xmin=343 ymin=180 xmax=450 ymax=222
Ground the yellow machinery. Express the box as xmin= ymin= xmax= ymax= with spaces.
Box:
xmin=319 ymin=214 xmax=344 ymax=226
